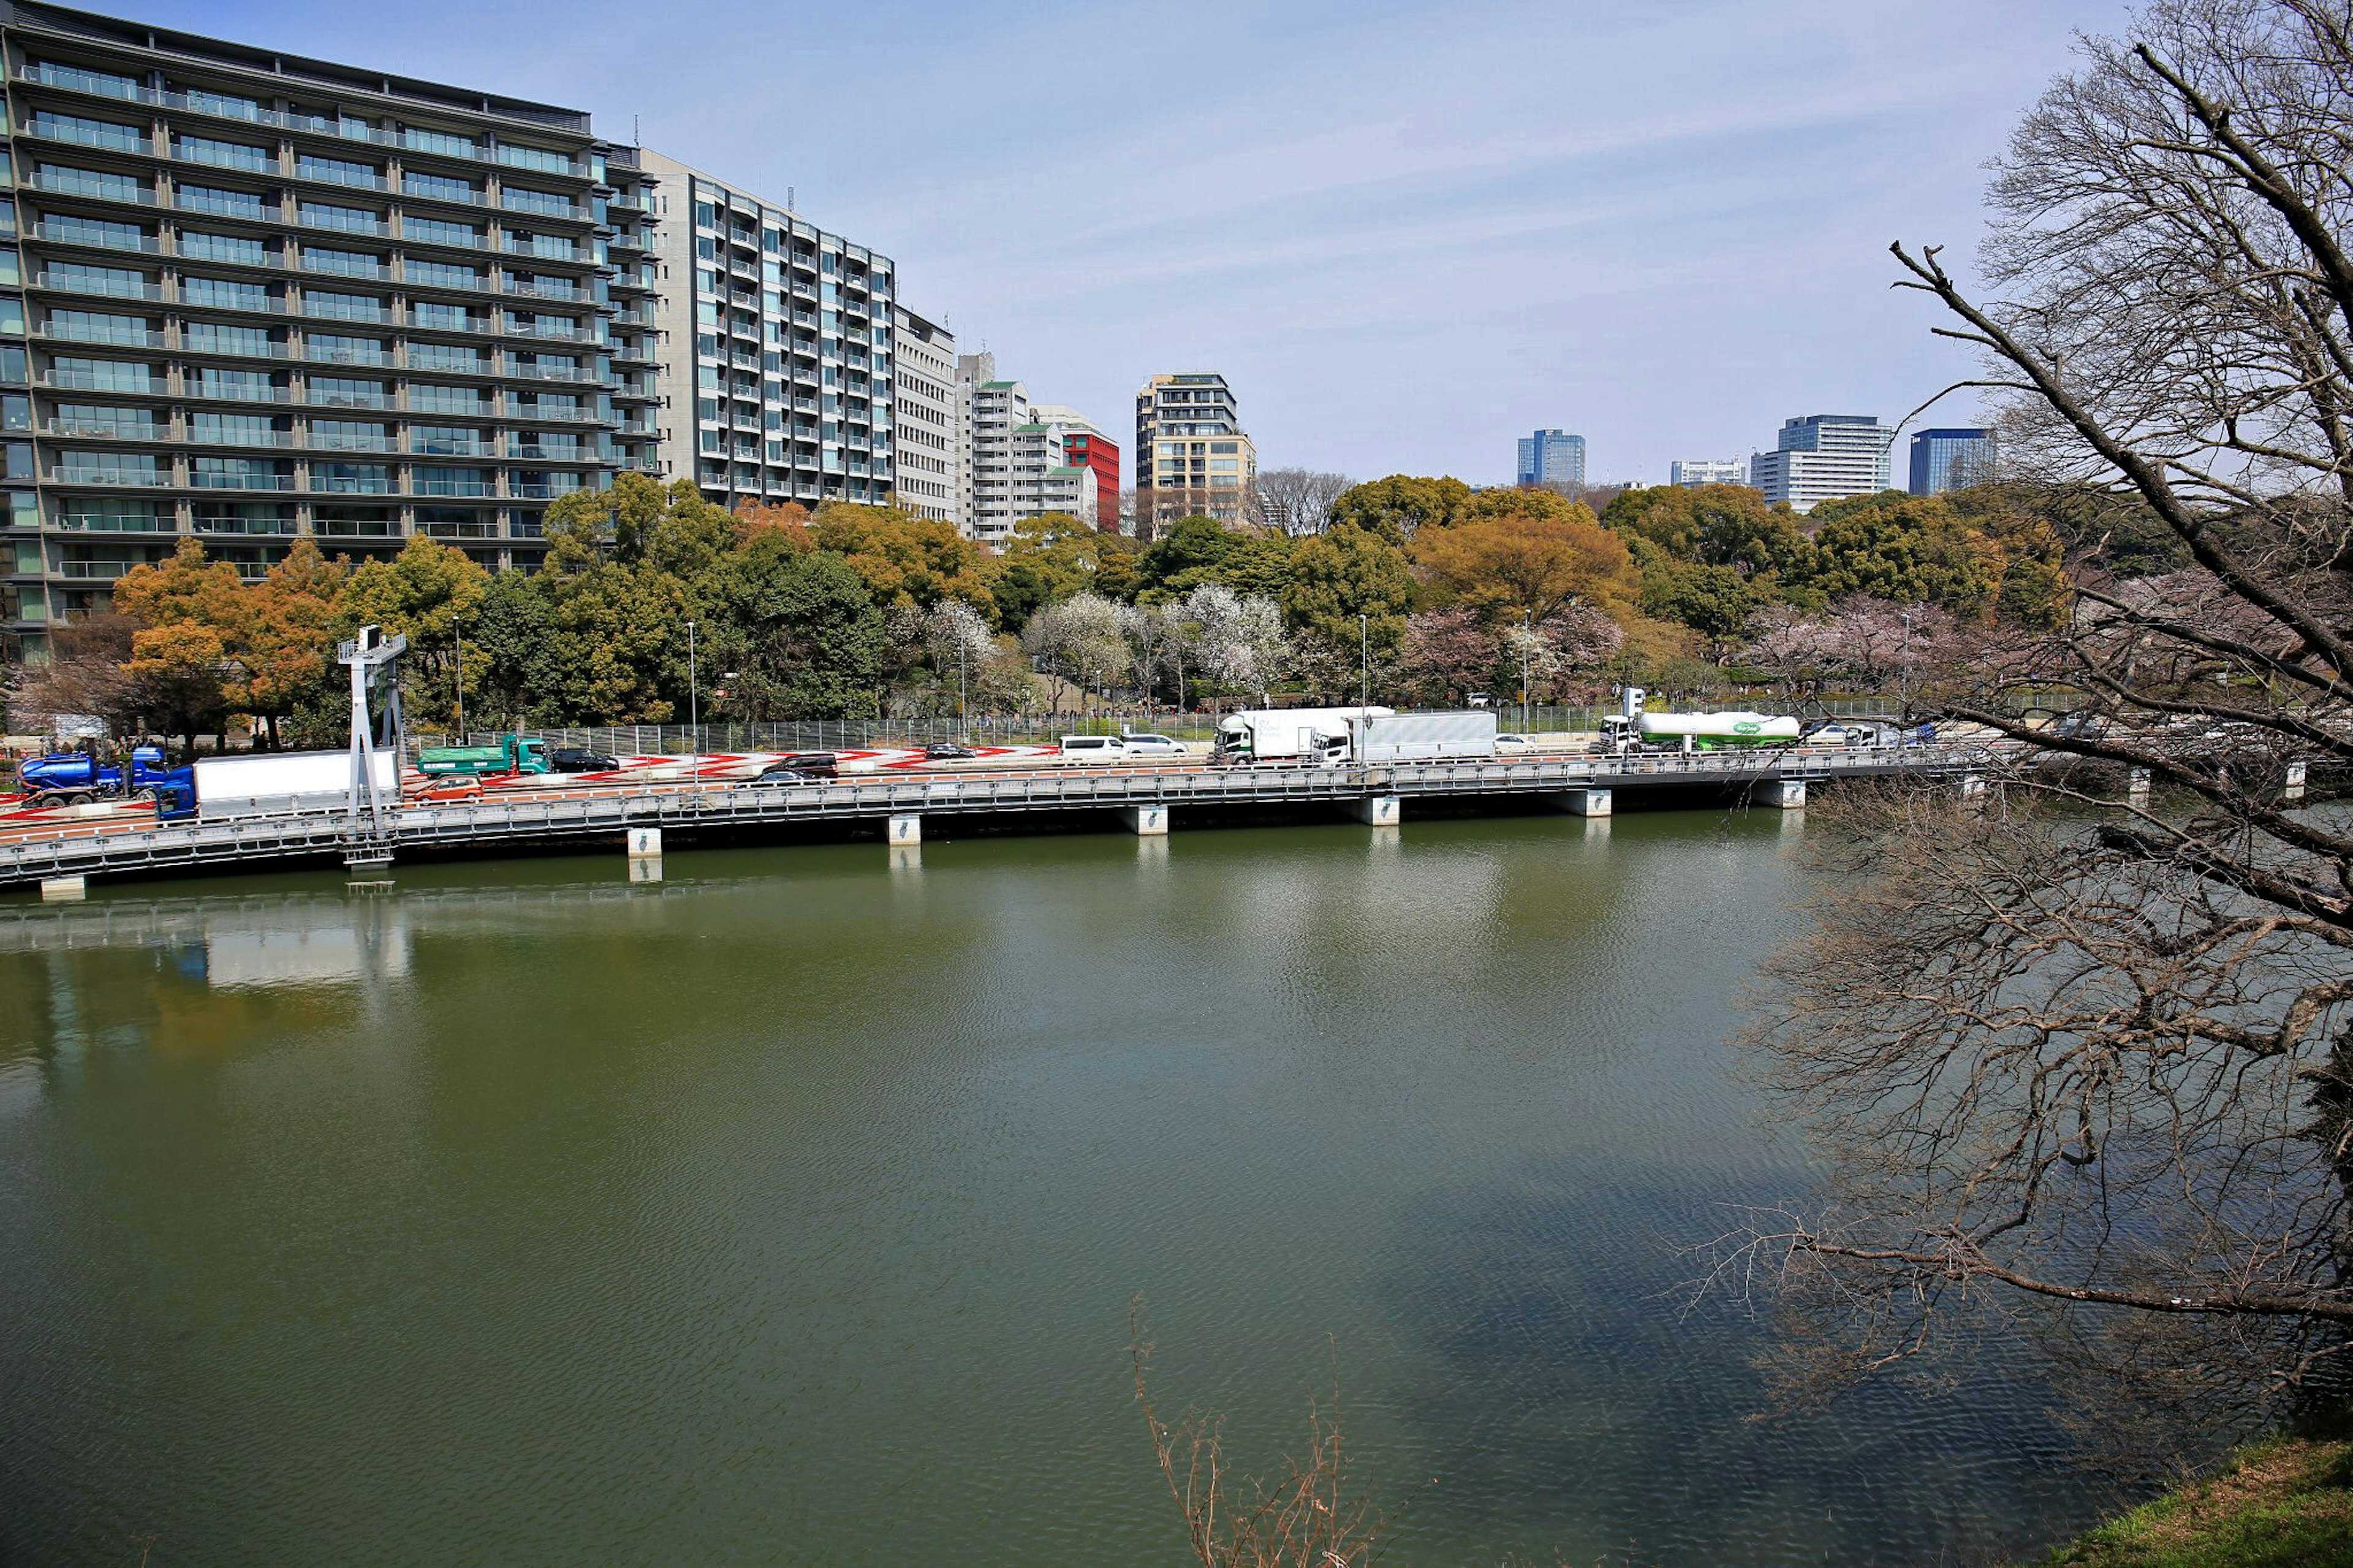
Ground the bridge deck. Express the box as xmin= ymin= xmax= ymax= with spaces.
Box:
xmin=0 ymin=746 xmax=1996 ymax=892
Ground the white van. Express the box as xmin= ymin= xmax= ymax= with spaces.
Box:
xmin=1057 ymin=733 xmax=1188 ymax=762
xmin=1116 ymin=732 xmax=1186 ymax=757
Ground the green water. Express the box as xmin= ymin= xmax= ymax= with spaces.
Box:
xmin=0 ymin=811 xmax=2110 ymax=1564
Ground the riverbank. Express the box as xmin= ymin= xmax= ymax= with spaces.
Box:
xmin=2035 ymin=1439 xmax=2353 ymax=1566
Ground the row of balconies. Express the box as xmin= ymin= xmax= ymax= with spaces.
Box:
xmin=23 ymin=209 xmax=610 ymax=273
xmin=17 ymin=64 xmax=602 ymax=181
xmin=31 ymin=368 xmax=628 ymax=419
xmin=18 ymin=124 xmax=602 ymax=222
xmin=42 ymin=461 xmax=600 ymax=498
xmin=31 ymin=264 xmax=608 ymax=312
xmin=42 ymin=417 xmax=610 ymax=458
xmin=34 ymin=317 xmax=615 ymax=358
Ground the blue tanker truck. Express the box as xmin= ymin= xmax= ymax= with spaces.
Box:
xmin=13 ymin=745 xmax=190 ymax=808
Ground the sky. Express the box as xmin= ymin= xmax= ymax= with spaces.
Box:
xmin=123 ymin=0 xmax=2137 ymax=487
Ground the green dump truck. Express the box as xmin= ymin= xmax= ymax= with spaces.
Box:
xmin=416 ymin=733 xmax=551 ymax=778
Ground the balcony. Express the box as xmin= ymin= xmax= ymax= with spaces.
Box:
xmin=173 ymin=144 xmax=278 ymax=178
xmin=46 ymin=417 xmax=166 ymax=440
xmin=57 ymin=560 xmax=134 ymax=580
xmin=51 ymin=511 xmax=173 ymax=533
xmin=177 ymin=289 xmax=286 ymax=315
xmin=302 ymin=301 xmax=391 ymax=326
xmin=506 ymin=362 xmax=597 ymax=383
xmin=306 ymin=389 xmax=394 ymax=411
xmin=37 ymin=322 xmax=165 ymax=349
xmin=305 ymin=344 xmax=394 ymax=369
xmin=175 ymin=190 xmax=279 ymax=222
xmin=20 ymin=64 xmax=157 ymax=105
xmin=30 ymin=169 xmax=155 ymax=205
xmin=402 ymin=181 xmax=490 ymax=209
xmin=309 ymin=474 xmax=395 ymax=494
xmin=39 ymin=369 xmax=164 ymax=395
xmin=414 ymin=477 xmax=494 ymax=498
xmin=292 ymin=162 xmax=390 ymax=194
xmin=298 ymin=209 xmax=391 ymax=238
xmin=502 ymin=278 xmax=582 ymax=301
xmin=299 ymin=256 xmax=393 ymax=283
xmin=24 ymin=118 xmax=150 ymax=155
xmin=186 ymin=426 xmax=295 ymax=447
xmin=310 ymin=433 xmax=395 ymax=454
xmin=188 ymin=382 xmax=295 ymax=404
xmin=34 ymin=271 xmax=162 ymax=301
xmin=189 ymin=471 xmax=297 ymax=491
xmin=51 ymin=465 xmax=168 ymax=487
xmin=180 ymin=334 xmax=291 ymax=360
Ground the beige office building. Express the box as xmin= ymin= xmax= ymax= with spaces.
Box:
xmin=890 ymin=305 xmax=957 ymax=526
xmin=1134 ymin=371 xmax=1254 ymax=534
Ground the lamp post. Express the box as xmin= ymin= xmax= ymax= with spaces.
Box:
xmin=958 ymin=629 xmax=968 ymax=737
xmin=1520 ymin=608 xmax=1532 ymax=735
xmin=686 ymin=619 xmax=698 ymax=790
xmin=1359 ymin=612 xmax=1370 ymax=714
xmin=452 ymin=617 xmax=464 ymax=743
xmin=1899 ymin=610 xmax=1914 ymax=720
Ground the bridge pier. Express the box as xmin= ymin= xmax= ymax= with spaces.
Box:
xmin=1958 ymin=773 xmax=1986 ymax=803
xmin=1750 ymin=779 xmax=1806 ymax=809
xmin=39 ymin=874 xmax=85 ymax=902
xmin=887 ymin=812 xmax=923 ymax=847
xmin=1119 ymin=805 xmax=1170 ymax=836
xmin=2286 ymin=760 xmax=2308 ymax=802
xmin=2128 ymin=767 xmax=2151 ymax=804
xmin=628 ymin=855 xmax=664 ymax=883
xmin=889 ymin=843 xmax=922 ymax=874
xmin=1552 ymin=787 xmax=1612 ymax=817
xmin=1351 ymin=795 xmax=1401 ymax=827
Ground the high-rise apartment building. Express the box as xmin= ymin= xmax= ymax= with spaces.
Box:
xmin=1669 ymin=459 xmax=1747 ymax=488
xmin=960 ymin=358 xmax=1027 ymax=545
xmin=1134 ymin=372 xmax=1253 ymax=534
xmin=1908 ymin=427 xmax=1996 ymax=495
xmin=1515 ymin=428 xmax=1585 ymax=487
xmin=1031 ymin=402 xmax=1118 ymax=530
xmin=1748 ymin=414 xmax=1895 ymax=514
xmin=0 ymin=0 xmax=663 ymax=658
xmin=1010 ymin=417 xmax=1094 ymax=528
xmin=640 ymin=149 xmax=892 ymax=513
xmin=890 ymin=305 xmax=957 ymax=526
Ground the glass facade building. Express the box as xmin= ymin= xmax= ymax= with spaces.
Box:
xmin=0 ymin=0 xmax=662 ymax=657
xmin=1515 ymin=428 xmax=1585 ymax=487
xmin=1908 ymin=426 xmax=1995 ymax=495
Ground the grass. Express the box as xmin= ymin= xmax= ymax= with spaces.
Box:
xmin=2036 ymin=1438 xmax=2353 ymax=1567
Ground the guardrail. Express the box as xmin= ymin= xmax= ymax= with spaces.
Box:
xmin=0 ymin=746 xmax=2001 ymax=892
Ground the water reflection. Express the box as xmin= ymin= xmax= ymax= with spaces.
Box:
xmin=0 ymin=814 xmax=2113 ymax=1566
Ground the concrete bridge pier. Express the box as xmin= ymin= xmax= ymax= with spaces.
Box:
xmin=889 ymin=843 xmax=922 ymax=874
xmin=1553 ymin=788 xmax=1612 ymax=817
xmin=887 ymin=813 xmax=923 ymax=847
xmin=2287 ymin=760 xmax=2308 ymax=801
xmin=1120 ymin=805 xmax=1170 ymax=836
xmin=1351 ymin=795 xmax=1401 ymax=827
xmin=2128 ymin=767 xmax=2151 ymax=803
xmin=1751 ymin=779 xmax=1806 ymax=809
xmin=39 ymin=874 xmax=85 ymax=902
xmin=1958 ymin=773 xmax=1987 ymax=805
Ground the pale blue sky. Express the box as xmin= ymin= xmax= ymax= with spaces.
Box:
xmin=121 ymin=0 xmax=2133 ymax=485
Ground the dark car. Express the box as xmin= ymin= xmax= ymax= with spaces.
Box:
xmin=773 ymin=751 xmax=839 ymax=777
xmin=550 ymin=747 xmax=619 ymax=773
xmin=923 ymin=741 xmax=977 ymax=760
xmin=746 ymin=765 xmax=822 ymax=786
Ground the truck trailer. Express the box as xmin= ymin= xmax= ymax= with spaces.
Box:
xmin=1213 ymin=706 xmax=1394 ymax=766
xmin=187 ymin=749 xmax=399 ymax=820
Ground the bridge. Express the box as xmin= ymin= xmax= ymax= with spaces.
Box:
xmin=0 ymin=744 xmax=2002 ymax=896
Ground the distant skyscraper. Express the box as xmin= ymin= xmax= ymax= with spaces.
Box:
xmin=1669 ymin=459 xmax=1747 ymax=488
xmin=1748 ymin=414 xmax=1895 ymax=513
xmin=1909 ymin=428 xmax=1996 ymax=495
xmin=1516 ymin=429 xmax=1586 ymax=487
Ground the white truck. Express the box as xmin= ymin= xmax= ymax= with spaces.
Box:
xmin=1599 ymin=686 xmax=1802 ymax=754
xmin=1213 ymin=707 xmax=1499 ymax=767
xmin=192 ymin=749 xmax=398 ymax=821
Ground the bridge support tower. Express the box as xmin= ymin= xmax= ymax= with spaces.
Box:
xmin=1120 ymin=805 xmax=1170 ymax=836
xmin=1552 ymin=788 xmax=1612 ymax=817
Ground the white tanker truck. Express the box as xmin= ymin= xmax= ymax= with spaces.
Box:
xmin=1599 ymin=687 xmax=1803 ymax=754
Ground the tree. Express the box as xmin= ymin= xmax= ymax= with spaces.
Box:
xmin=1278 ymin=523 xmax=1416 ymax=697
xmin=113 ymin=539 xmax=246 ymax=749
xmin=1172 ymin=584 xmax=1288 ymax=708
xmin=1795 ymin=493 xmax=2007 ymax=618
xmin=1325 ymin=475 xmax=1472 ymax=543
xmin=10 ymin=612 xmax=136 ymax=738
xmin=1133 ymin=517 xmax=1243 ymax=602
xmin=811 ymin=502 xmax=993 ymax=612
xmin=1254 ymin=468 xmax=1354 ymax=537
xmin=1604 ymin=483 xmax=1808 ymax=581
xmin=1411 ymin=497 xmax=1640 ymax=624
xmin=704 ymin=539 xmax=886 ymax=719
xmin=1725 ymin=0 xmax=2353 ymax=1418
xmin=1021 ymin=593 xmax=1129 ymax=713
xmin=237 ymin=540 xmax=348 ymax=748
xmin=333 ymin=536 xmax=491 ymax=729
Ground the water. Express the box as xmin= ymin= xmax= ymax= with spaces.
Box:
xmin=0 ymin=810 xmax=2115 ymax=1564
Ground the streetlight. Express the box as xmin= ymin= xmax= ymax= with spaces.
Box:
xmin=1899 ymin=611 xmax=1914 ymax=720
xmin=686 ymin=618 xmax=698 ymax=791
xmin=1520 ymin=608 xmax=1533 ymax=735
xmin=452 ymin=616 xmax=465 ymax=743
xmin=1359 ymin=612 xmax=1370 ymax=715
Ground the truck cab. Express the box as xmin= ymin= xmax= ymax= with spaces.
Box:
xmin=417 ymin=733 xmax=552 ymax=778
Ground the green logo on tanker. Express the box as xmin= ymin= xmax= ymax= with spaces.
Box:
xmin=1734 ymin=721 xmax=1760 ymax=733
